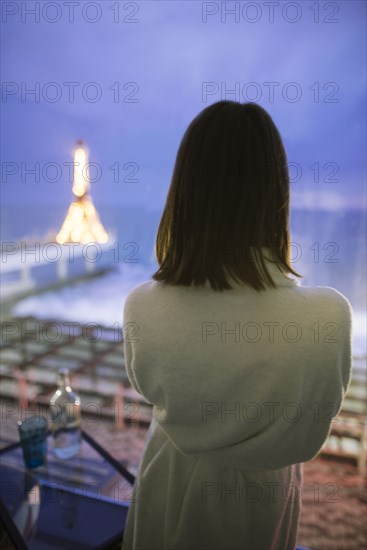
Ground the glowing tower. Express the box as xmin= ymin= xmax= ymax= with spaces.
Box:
xmin=56 ymin=141 xmax=108 ymax=244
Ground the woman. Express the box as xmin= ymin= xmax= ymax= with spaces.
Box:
xmin=121 ymin=101 xmax=352 ymax=550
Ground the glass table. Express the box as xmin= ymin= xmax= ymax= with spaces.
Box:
xmin=0 ymin=430 xmax=135 ymax=550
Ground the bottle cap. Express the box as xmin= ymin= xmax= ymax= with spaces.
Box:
xmin=57 ymin=368 xmax=71 ymax=386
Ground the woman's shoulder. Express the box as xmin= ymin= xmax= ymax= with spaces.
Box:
xmin=292 ymin=284 xmax=353 ymax=323
xmin=123 ymin=279 xmax=162 ymax=309
xmin=295 ymin=284 xmax=352 ymax=307
xmin=124 ymin=279 xmax=353 ymax=322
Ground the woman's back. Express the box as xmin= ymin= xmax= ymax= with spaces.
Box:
xmin=123 ymin=258 xmax=352 ymax=471
xmin=122 ymin=261 xmax=352 ymax=550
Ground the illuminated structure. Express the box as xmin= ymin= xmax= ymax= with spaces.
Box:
xmin=56 ymin=141 xmax=109 ymax=244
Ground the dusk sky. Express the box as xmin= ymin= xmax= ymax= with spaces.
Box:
xmin=1 ymin=0 xmax=366 ymax=220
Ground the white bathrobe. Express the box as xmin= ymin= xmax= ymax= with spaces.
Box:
xmin=121 ymin=252 xmax=353 ymax=550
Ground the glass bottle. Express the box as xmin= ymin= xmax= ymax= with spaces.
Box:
xmin=49 ymin=368 xmax=81 ymax=459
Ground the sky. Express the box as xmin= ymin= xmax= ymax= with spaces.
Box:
xmin=1 ymin=0 xmax=366 ymax=219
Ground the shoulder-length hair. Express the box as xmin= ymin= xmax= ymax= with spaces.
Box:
xmin=151 ymin=100 xmax=302 ymax=291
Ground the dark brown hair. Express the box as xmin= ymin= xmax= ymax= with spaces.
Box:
xmin=152 ymin=100 xmax=302 ymax=291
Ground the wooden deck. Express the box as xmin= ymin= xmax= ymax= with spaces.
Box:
xmin=0 ymin=316 xmax=152 ymax=430
xmin=322 ymin=357 xmax=367 ymax=476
